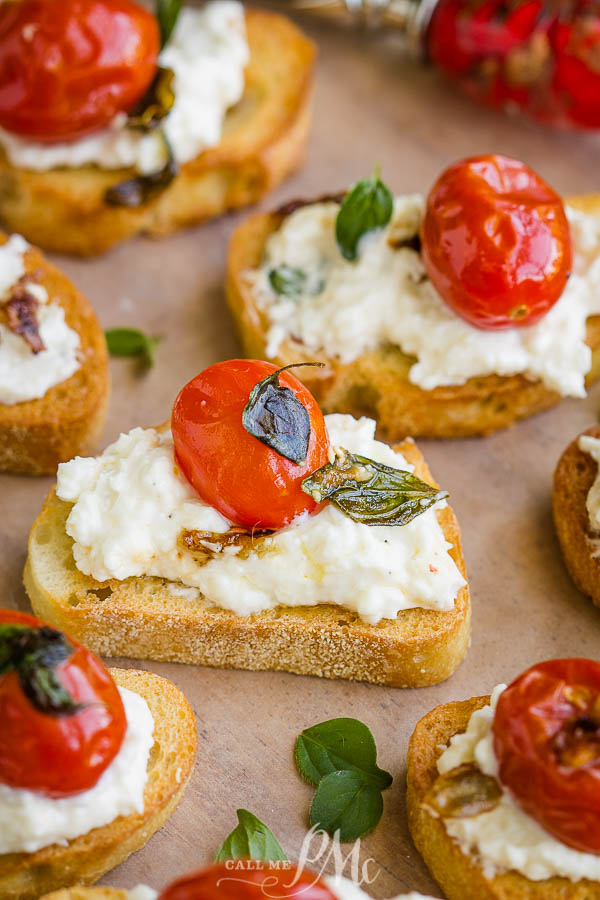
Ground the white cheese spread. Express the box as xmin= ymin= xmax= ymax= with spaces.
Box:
xmin=127 ymin=889 xmax=158 ymax=900
xmin=436 ymin=685 xmax=600 ymax=882
xmin=0 ymin=2 xmax=248 ymax=175
xmin=248 ymin=196 xmax=600 ymax=397
xmin=0 ymin=234 xmax=81 ymax=405
xmin=578 ymin=434 xmax=600 ymax=533
xmin=56 ymin=414 xmax=465 ymax=625
xmin=0 ymin=686 xmax=154 ymax=854
xmin=326 ymin=876 xmax=435 ymax=899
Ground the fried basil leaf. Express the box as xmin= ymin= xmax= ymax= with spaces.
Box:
xmin=104 ymin=131 xmax=178 ymax=208
xmin=127 ymin=67 xmax=175 ymax=131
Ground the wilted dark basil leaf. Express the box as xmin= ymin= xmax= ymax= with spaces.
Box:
xmin=105 ymin=130 xmax=178 ymax=208
xmin=268 ymin=265 xmax=307 ymax=299
xmin=156 ymin=0 xmax=182 ymax=48
xmin=127 ymin=67 xmax=175 ymax=131
xmin=301 ymin=450 xmax=447 ymax=526
xmin=215 ymin=809 xmax=287 ymax=862
xmin=425 ymin=763 xmax=502 ymax=819
xmin=105 ymin=328 xmax=161 ymax=367
xmin=335 ymin=168 xmax=393 ymax=261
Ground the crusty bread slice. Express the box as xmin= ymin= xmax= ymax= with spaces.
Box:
xmin=0 ymin=237 xmax=109 ymax=474
xmin=0 ymin=668 xmax=196 ymax=900
xmin=40 ymin=890 xmax=138 ymax=900
xmin=0 ymin=10 xmax=315 ymax=257
xmin=24 ymin=436 xmax=470 ymax=688
xmin=226 ymin=194 xmax=600 ymax=440
xmin=406 ymin=696 xmax=600 ymax=899
xmin=553 ymin=425 xmax=600 ymax=607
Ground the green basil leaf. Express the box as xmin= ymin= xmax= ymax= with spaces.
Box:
xmin=127 ymin=67 xmax=175 ymax=132
xmin=105 ymin=328 xmax=161 ymax=367
xmin=242 ymin=363 xmax=323 ymax=466
xmin=105 ymin=129 xmax=178 ymax=208
xmin=268 ymin=265 xmax=307 ymax=299
xmin=335 ymin=168 xmax=393 ymax=261
xmin=310 ymin=770 xmax=384 ymax=842
xmin=296 ymin=717 xmax=392 ymax=790
xmin=301 ymin=449 xmax=447 ymax=526
xmin=156 ymin=0 xmax=182 ymax=48
xmin=215 ymin=809 xmax=287 ymax=862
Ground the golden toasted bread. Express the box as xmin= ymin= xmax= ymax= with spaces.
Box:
xmin=553 ymin=425 xmax=600 ymax=607
xmin=0 ymin=237 xmax=109 ymax=474
xmin=406 ymin=695 xmax=600 ymax=899
xmin=0 ymin=668 xmax=196 ymax=900
xmin=40 ymin=891 xmax=139 ymax=900
xmin=0 ymin=10 xmax=315 ymax=257
xmin=226 ymin=194 xmax=600 ymax=440
xmin=24 ymin=436 xmax=470 ymax=688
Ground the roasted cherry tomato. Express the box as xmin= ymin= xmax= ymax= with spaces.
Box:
xmin=158 ymin=862 xmax=338 ymax=900
xmin=0 ymin=609 xmax=126 ymax=797
xmin=421 ymin=154 xmax=572 ymax=330
xmin=172 ymin=360 xmax=330 ymax=531
xmin=493 ymin=658 xmax=600 ymax=853
xmin=0 ymin=0 xmax=159 ymax=142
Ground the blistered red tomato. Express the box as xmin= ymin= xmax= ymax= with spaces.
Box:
xmin=0 ymin=609 xmax=126 ymax=797
xmin=493 ymin=658 xmax=600 ymax=853
xmin=158 ymin=862 xmax=338 ymax=900
xmin=0 ymin=0 xmax=159 ymax=142
xmin=172 ymin=360 xmax=330 ymax=530
xmin=421 ymin=154 xmax=572 ymax=330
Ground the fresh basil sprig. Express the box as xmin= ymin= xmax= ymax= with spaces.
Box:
xmin=268 ymin=265 xmax=307 ymax=299
xmin=335 ymin=168 xmax=393 ymax=261
xmin=105 ymin=328 xmax=161 ymax=367
xmin=302 ymin=449 xmax=447 ymax=526
xmin=296 ymin=718 xmax=392 ymax=842
xmin=0 ymin=624 xmax=83 ymax=717
xmin=242 ymin=363 xmax=324 ymax=466
xmin=215 ymin=809 xmax=287 ymax=862
xmin=157 ymin=0 xmax=182 ymax=48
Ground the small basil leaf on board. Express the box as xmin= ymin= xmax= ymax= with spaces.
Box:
xmin=310 ymin=770 xmax=384 ymax=842
xmin=105 ymin=328 xmax=161 ymax=367
xmin=105 ymin=130 xmax=178 ymax=208
xmin=268 ymin=265 xmax=307 ymax=299
xmin=335 ymin=168 xmax=394 ymax=261
xmin=301 ymin=450 xmax=447 ymax=526
xmin=242 ymin=363 xmax=323 ymax=465
xmin=127 ymin=67 xmax=176 ymax=131
xmin=156 ymin=0 xmax=182 ymax=48
xmin=215 ymin=809 xmax=288 ymax=862
xmin=296 ymin=718 xmax=392 ymax=790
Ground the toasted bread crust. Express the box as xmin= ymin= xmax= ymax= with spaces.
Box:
xmin=24 ymin=437 xmax=470 ymax=688
xmin=553 ymin=425 xmax=600 ymax=606
xmin=41 ymin=891 xmax=134 ymax=900
xmin=0 ymin=238 xmax=109 ymax=474
xmin=226 ymin=194 xmax=600 ymax=440
xmin=0 ymin=11 xmax=315 ymax=256
xmin=406 ymin=697 xmax=600 ymax=899
xmin=0 ymin=669 xmax=196 ymax=900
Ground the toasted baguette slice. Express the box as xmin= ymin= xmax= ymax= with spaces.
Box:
xmin=0 ymin=11 xmax=315 ymax=257
xmin=0 ymin=668 xmax=196 ymax=900
xmin=24 ymin=437 xmax=470 ymax=687
xmin=226 ymin=194 xmax=600 ymax=440
xmin=0 ymin=236 xmax=109 ymax=474
xmin=40 ymin=891 xmax=139 ymax=900
xmin=553 ymin=425 xmax=600 ymax=606
xmin=406 ymin=696 xmax=600 ymax=899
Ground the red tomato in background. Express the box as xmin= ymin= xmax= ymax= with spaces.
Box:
xmin=493 ymin=658 xmax=600 ymax=853
xmin=0 ymin=0 xmax=159 ymax=142
xmin=0 ymin=609 xmax=126 ymax=797
xmin=421 ymin=154 xmax=572 ymax=330
xmin=158 ymin=862 xmax=338 ymax=900
xmin=172 ymin=360 xmax=330 ymax=531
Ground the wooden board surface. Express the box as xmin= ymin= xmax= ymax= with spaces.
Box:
xmin=3 ymin=6 xmax=600 ymax=897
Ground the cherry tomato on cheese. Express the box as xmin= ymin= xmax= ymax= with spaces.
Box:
xmin=158 ymin=862 xmax=338 ymax=900
xmin=421 ymin=154 xmax=572 ymax=330
xmin=0 ymin=609 xmax=126 ymax=797
xmin=171 ymin=360 xmax=330 ymax=531
xmin=493 ymin=658 xmax=600 ymax=853
xmin=0 ymin=0 xmax=159 ymax=142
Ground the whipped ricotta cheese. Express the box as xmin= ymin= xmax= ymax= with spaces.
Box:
xmin=0 ymin=686 xmax=154 ymax=854
xmin=0 ymin=234 xmax=81 ymax=405
xmin=436 ymin=684 xmax=600 ymax=882
xmin=247 ymin=196 xmax=600 ymax=397
xmin=0 ymin=2 xmax=248 ymax=175
xmin=578 ymin=435 xmax=600 ymax=533
xmin=127 ymin=889 xmax=158 ymax=900
xmin=56 ymin=414 xmax=465 ymax=625
xmin=326 ymin=876 xmax=435 ymax=899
